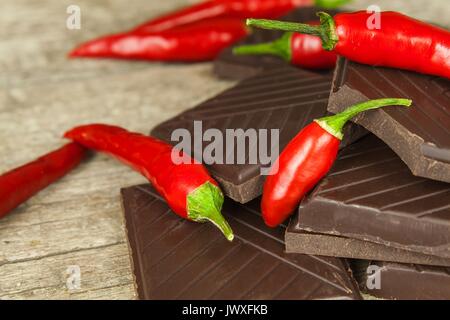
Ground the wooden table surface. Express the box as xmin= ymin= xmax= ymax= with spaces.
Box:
xmin=0 ymin=0 xmax=448 ymax=300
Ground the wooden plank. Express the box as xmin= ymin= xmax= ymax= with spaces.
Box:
xmin=0 ymin=0 xmax=192 ymax=81
xmin=0 ymin=243 xmax=135 ymax=300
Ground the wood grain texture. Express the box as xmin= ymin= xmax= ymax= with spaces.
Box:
xmin=0 ymin=0 xmax=448 ymax=299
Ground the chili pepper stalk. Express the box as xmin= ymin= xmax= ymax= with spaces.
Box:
xmin=233 ymin=27 xmax=337 ymax=69
xmin=64 ymin=124 xmax=234 ymax=241
xmin=315 ymin=98 xmax=413 ymax=140
xmin=247 ymin=11 xmax=450 ymax=79
xmin=314 ymin=0 xmax=352 ymax=8
xmin=261 ymin=98 xmax=412 ymax=227
xmin=187 ymin=181 xmax=230 ymax=238
xmin=234 ymin=32 xmax=293 ymax=62
xmin=247 ymin=14 xmax=339 ymax=50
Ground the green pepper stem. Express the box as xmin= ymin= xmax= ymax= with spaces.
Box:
xmin=233 ymin=33 xmax=292 ymax=62
xmin=247 ymin=12 xmax=339 ymax=51
xmin=187 ymin=181 xmax=234 ymax=241
xmin=315 ymin=98 xmax=413 ymax=140
xmin=247 ymin=19 xmax=321 ymax=35
xmin=314 ymin=0 xmax=353 ymax=9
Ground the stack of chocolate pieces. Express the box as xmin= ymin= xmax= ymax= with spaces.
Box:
xmin=285 ymin=58 xmax=450 ymax=300
xmin=120 ymin=7 xmax=450 ymax=299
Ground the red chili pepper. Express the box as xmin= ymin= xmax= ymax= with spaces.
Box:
xmin=233 ymin=21 xmax=336 ymax=69
xmin=69 ymin=18 xmax=249 ymax=62
xmin=64 ymin=124 xmax=234 ymax=241
xmin=261 ymin=98 xmax=412 ymax=227
xmin=247 ymin=11 xmax=450 ymax=79
xmin=133 ymin=0 xmax=316 ymax=33
xmin=0 ymin=143 xmax=87 ymax=219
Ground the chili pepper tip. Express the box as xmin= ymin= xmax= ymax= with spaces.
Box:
xmin=68 ymin=46 xmax=85 ymax=58
xmin=187 ymin=182 xmax=234 ymax=242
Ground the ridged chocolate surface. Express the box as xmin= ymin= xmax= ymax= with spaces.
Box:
xmin=292 ymin=135 xmax=450 ymax=258
xmin=151 ymin=67 xmax=365 ymax=203
xmin=121 ymin=184 xmax=362 ymax=300
xmin=213 ymin=7 xmax=338 ymax=80
xmin=329 ymin=58 xmax=450 ymax=183
xmin=352 ymin=260 xmax=450 ymax=300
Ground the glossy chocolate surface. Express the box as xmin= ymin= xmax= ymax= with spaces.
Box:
xmin=352 ymin=260 xmax=450 ymax=300
xmin=292 ymin=135 xmax=450 ymax=258
xmin=151 ymin=67 xmax=365 ymax=203
xmin=329 ymin=58 xmax=450 ymax=183
xmin=121 ymin=184 xmax=362 ymax=300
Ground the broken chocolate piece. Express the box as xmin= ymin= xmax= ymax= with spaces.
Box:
xmin=352 ymin=260 xmax=450 ymax=300
xmin=121 ymin=184 xmax=362 ymax=300
xmin=290 ymin=135 xmax=450 ymax=258
xmin=151 ymin=67 xmax=366 ymax=203
xmin=328 ymin=58 xmax=450 ymax=183
xmin=213 ymin=7 xmax=338 ymax=80
xmin=285 ymin=225 xmax=450 ymax=267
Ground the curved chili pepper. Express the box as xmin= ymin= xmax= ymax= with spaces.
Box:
xmin=0 ymin=143 xmax=87 ymax=219
xmin=233 ymin=21 xmax=336 ymax=69
xmin=247 ymin=11 xmax=450 ymax=79
xmin=64 ymin=124 xmax=234 ymax=241
xmin=261 ymin=98 xmax=412 ymax=227
xmin=69 ymin=18 xmax=249 ymax=62
xmin=133 ymin=0 xmax=349 ymax=33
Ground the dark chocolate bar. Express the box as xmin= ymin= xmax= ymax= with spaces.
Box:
xmin=290 ymin=134 xmax=450 ymax=258
xmin=351 ymin=260 xmax=450 ymax=300
xmin=285 ymin=225 xmax=450 ymax=267
xmin=151 ymin=67 xmax=366 ymax=203
xmin=328 ymin=58 xmax=450 ymax=183
xmin=121 ymin=184 xmax=362 ymax=300
xmin=213 ymin=7 xmax=338 ymax=80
